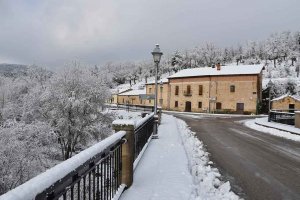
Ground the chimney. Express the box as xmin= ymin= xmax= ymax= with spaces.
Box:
xmin=216 ymin=63 xmax=221 ymax=71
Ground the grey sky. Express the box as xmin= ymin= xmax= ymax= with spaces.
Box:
xmin=0 ymin=0 xmax=300 ymax=68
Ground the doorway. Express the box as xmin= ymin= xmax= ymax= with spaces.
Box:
xmin=236 ymin=103 xmax=244 ymax=114
xmin=185 ymin=101 xmax=192 ymax=112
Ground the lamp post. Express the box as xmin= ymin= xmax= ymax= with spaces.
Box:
xmin=151 ymin=44 xmax=163 ymax=139
xmin=268 ymin=80 xmax=274 ymax=112
xmin=160 ymin=80 xmax=163 ymax=107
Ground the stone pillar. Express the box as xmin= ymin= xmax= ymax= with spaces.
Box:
xmin=112 ymin=120 xmax=135 ymax=188
xmin=295 ymin=111 xmax=300 ymax=128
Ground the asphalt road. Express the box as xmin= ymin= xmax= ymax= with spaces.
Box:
xmin=174 ymin=114 xmax=300 ymax=200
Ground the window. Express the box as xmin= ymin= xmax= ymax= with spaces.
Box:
xmin=149 ymin=88 xmax=152 ymax=93
xmin=216 ymin=102 xmax=222 ymax=110
xmin=175 ymin=86 xmax=179 ymax=95
xmin=230 ymin=85 xmax=235 ymax=92
xmin=160 ymin=87 xmax=163 ymax=93
xmin=149 ymin=100 xmax=151 ymax=103
xmin=175 ymin=101 xmax=178 ymax=107
xmin=123 ymin=98 xmax=124 ymax=103
xmin=187 ymin=85 xmax=191 ymax=94
xmin=199 ymin=85 xmax=203 ymax=95
xmin=198 ymin=102 xmax=202 ymax=108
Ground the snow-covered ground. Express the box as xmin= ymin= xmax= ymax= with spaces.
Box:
xmin=242 ymin=117 xmax=300 ymax=142
xmin=120 ymin=114 xmax=239 ymax=200
xmin=109 ymin=109 xmax=143 ymax=121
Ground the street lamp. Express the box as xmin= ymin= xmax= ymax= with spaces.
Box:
xmin=268 ymin=80 xmax=274 ymax=112
xmin=151 ymin=44 xmax=163 ymax=139
xmin=160 ymin=80 xmax=163 ymax=107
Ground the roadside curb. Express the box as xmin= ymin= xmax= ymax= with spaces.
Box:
xmin=254 ymin=122 xmax=300 ymax=136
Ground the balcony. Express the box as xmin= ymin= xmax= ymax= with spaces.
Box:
xmin=183 ymin=91 xmax=192 ymax=96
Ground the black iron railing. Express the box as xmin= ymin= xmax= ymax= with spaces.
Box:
xmin=2 ymin=114 xmax=156 ymax=200
xmin=36 ymin=139 xmax=124 ymax=200
xmin=268 ymin=111 xmax=295 ymax=125
xmin=134 ymin=115 xmax=154 ymax=160
xmin=183 ymin=91 xmax=192 ymax=96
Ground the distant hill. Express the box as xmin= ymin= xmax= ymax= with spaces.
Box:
xmin=0 ymin=63 xmax=28 ymax=77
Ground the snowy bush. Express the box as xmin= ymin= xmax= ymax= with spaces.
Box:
xmin=0 ymin=122 xmax=58 ymax=194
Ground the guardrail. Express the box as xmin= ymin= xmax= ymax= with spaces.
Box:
xmin=268 ymin=110 xmax=295 ymax=125
xmin=1 ymin=114 xmax=155 ymax=200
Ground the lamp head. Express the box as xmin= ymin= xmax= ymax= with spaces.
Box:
xmin=151 ymin=44 xmax=163 ymax=64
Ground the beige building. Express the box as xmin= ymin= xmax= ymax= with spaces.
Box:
xmin=165 ymin=64 xmax=263 ymax=114
xmin=145 ymin=78 xmax=169 ymax=109
xmin=114 ymin=64 xmax=264 ymax=114
xmin=108 ymin=88 xmax=132 ymax=104
xmin=271 ymin=94 xmax=300 ymax=111
xmin=117 ymin=89 xmax=147 ymax=106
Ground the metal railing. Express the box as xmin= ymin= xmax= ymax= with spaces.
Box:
xmin=1 ymin=114 xmax=156 ymax=200
xmin=37 ymin=143 xmax=123 ymax=200
xmin=1 ymin=132 xmax=126 ymax=200
xmin=268 ymin=110 xmax=295 ymax=125
xmin=183 ymin=91 xmax=192 ymax=96
xmin=134 ymin=115 xmax=154 ymax=160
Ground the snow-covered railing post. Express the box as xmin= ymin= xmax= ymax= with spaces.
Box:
xmin=112 ymin=120 xmax=135 ymax=188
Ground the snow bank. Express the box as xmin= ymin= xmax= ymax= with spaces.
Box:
xmin=243 ymin=118 xmax=300 ymax=142
xmin=176 ymin=118 xmax=240 ymax=200
xmin=110 ymin=109 xmax=143 ymax=121
xmin=112 ymin=119 xmax=136 ymax=126
xmin=0 ymin=131 xmax=126 ymax=200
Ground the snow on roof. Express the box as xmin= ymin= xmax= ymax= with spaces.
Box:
xmin=118 ymin=88 xmax=132 ymax=94
xmin=271 ymin=94 xmax=300 ymax=102
xmin=168 ymin=64 xmax=264 ymax=79
xmin=110 ymin=88 xmax=132 ymax=95
xmin=145 ymin=78 xmax=169 ymax=85
xmin=118 ymin=88 xmax=146 ymax=96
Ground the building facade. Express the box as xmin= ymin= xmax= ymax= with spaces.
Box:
xmin=145 ymin=78 xmax=169 ymax=109
xmin=165 ymin=64 xmax=263 ymax=114
xmin=117 ymin=89 xmax=146 ymax=106
xmin=271 ymin=94 xmax=300 ymax=111
xmin=114 ymin=64 xmax=263 ymax=114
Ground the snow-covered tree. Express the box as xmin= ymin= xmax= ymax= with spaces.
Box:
xmin=39 ymin=65 xmax=111 ymax=159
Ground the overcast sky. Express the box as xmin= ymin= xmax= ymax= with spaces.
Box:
xmin=0 ymin=0 xmax=300 ymax=69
